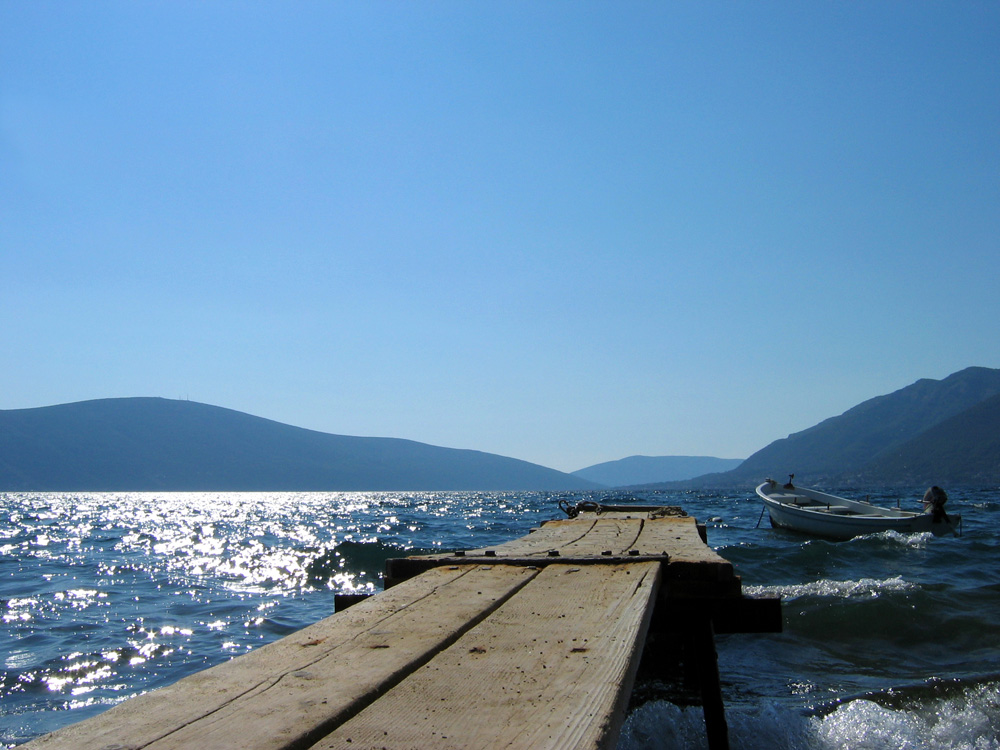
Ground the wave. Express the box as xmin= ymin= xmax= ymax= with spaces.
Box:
xmin=303 ymin=539 xmax=425 ymax=589
xmin=618 ymin=677 xmax=1000 ymax=749
xmin=744 ymin=575 xmax=917 ymax=601
xmin=808 ymin=678 xmax=1000 ymax=750
xmin=807 ymin=673 xmax=1000 ymax=715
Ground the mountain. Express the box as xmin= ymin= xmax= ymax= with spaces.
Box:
xmin=572 ymin=455 xmax=743 ymax=487
xmin=676 ymin=366 xmax=1000 ymax=488
xmin=855 ymin=392 xmax=1000 ymax=485
xmin=0 ymin=398 xmax=598 ymax=491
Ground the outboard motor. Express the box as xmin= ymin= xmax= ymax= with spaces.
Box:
xmin=922 ymin=486 xmax=949 ymax=522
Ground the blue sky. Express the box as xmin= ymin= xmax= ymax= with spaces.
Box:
xmin=2 ymin=2 xmax=998 ymax=472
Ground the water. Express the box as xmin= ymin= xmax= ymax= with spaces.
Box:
xmin=1 ymin=488 xmax=997 ymax=749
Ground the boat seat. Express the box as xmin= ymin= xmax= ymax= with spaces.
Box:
xmin=774 ymin=494 xmax=810 ymax=504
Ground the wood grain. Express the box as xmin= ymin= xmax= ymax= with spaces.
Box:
xmin=311 ymin=562 xmax=660 ymax=750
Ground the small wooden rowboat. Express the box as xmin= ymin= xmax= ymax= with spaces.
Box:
xmin=755 ymin=478 xmax=961 ymax=540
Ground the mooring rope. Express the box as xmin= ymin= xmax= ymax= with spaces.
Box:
xmin=558 ymin=499 xmax=603 ymax=518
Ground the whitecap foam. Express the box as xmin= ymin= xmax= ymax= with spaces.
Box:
xmin=849 ymin=529 xmax=935 ymax=548
xmin=744 ymin=575 xmax=917 ymax=601
xmin=618 ymin=685 xmax=1000 ymax=749
xmin=810 ymin=683 xmax=1000 ymax=750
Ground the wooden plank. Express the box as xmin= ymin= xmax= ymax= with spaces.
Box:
xmin=310 ymin=562 xmax=661 ymax=750
xmin=638 ymin=517 xmax=736 ymax=589
xmin=387 ymin=516 xmax=737 ymax=595
xmin=23 ymin=565 xmax=539 ymax=750
xmin=384 ymin=519 xmax=604 ymax=585
xmin=633 ymin=517 xmax=729 ymax=567
xmin=459 ymin=517 xmax=600 ymax=556
xmin=450 ymin=517 xmax=646 ymax=558
xmin=556 ymin=517 xmax=643 ymax=556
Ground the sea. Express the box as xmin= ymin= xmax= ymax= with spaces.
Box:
xmin=1 ymin=487 xmax=997 ymax=749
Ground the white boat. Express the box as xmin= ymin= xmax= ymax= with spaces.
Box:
xmin=755 ymin=478 xmax=961 ymax=539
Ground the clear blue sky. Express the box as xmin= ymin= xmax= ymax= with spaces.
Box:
xmin=2 ymin=2 xmax=998 ymax=473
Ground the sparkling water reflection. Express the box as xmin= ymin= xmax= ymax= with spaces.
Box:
xmin=2 ymin=488 xmax=998 ymax=749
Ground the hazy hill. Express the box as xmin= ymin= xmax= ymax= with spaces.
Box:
xmin=572 ymin=455 xmax=743 ymax=487
xmin=855 ymin=392 xmax=1000 ymax=485
xmin=0 ymin=398 xmax=598 ymax=491
xmin=675 ymin=366 xmax=1000 ymax=488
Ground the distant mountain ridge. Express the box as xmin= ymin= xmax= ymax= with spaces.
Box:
xmin=5 ymin=366 xmax=999 ymax=492
xmin=672 ymin=366 xmax=1000 ymax=488
xmin=571 ymin=455 xmax=743 ymax=487
xmin=0 ymin=398 xmax=598 ymax=491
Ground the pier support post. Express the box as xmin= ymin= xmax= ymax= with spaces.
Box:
xmin=693 ymin=617 xmax=729 ymax=750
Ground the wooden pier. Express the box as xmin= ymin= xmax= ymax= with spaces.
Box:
xmin=24 ymin=504 xmax=780 ymax=750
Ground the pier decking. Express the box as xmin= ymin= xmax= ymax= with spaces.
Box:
xmin=23 ymin=505 xmax=780 ymax=750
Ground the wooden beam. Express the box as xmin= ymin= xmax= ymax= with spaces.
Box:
xmin=692 ymin=618 xmax=730 ymax=750
xmin=652 ymin=596 xmax=783 ymax=635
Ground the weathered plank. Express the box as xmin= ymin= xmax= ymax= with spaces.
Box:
xmin=462 ymin=517 xmax=601 ymax=556
xmin=310 ymin=562 xmax=661 ymax=750
xmin=557 ymin=517 xmax=643 ymax=556
xmin=635 ymin=517 xmax=735 ymax=589
xmin=387 ymin=515 xmax=736 ymax=592
xmin=23 ymin=564 xmax=539 ymax=750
